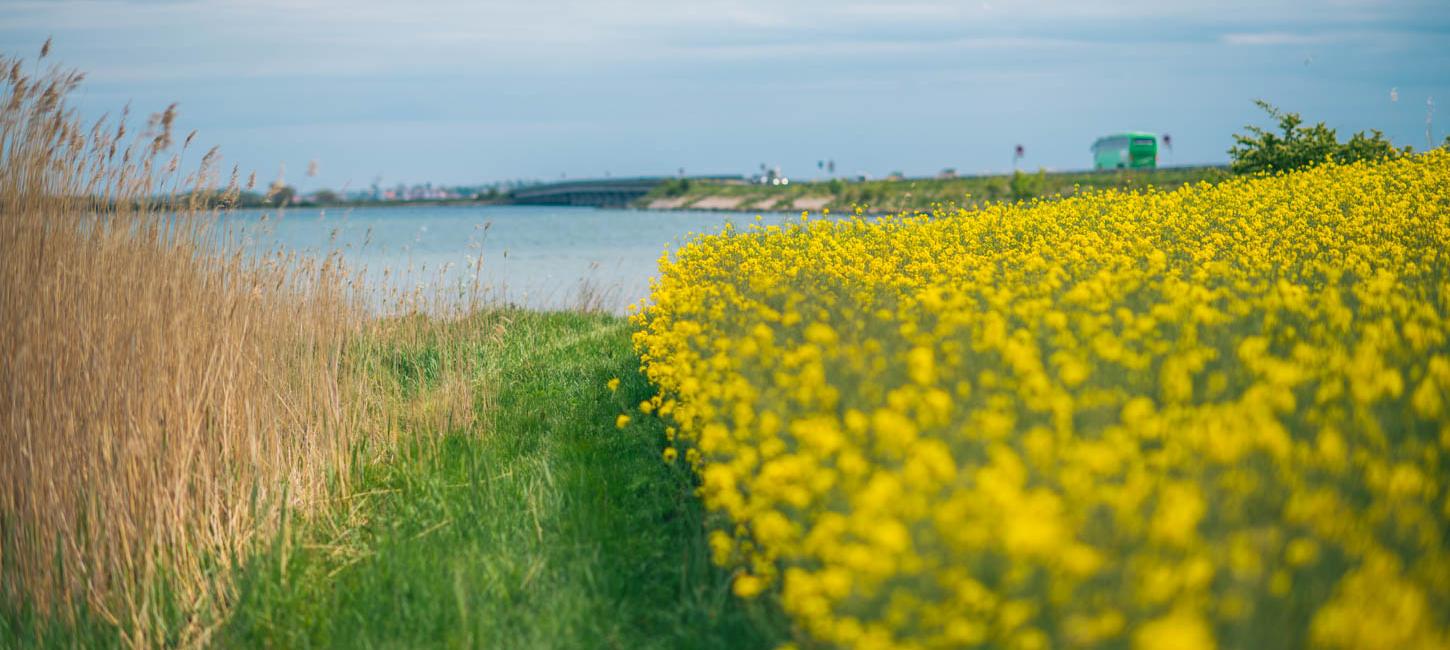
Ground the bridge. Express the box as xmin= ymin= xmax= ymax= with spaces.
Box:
xmin=509 ymin=175 xmax=742 ymax=208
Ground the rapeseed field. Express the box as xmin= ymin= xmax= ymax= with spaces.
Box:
xmin=631 ymin=153 xmax=1450 ymax=649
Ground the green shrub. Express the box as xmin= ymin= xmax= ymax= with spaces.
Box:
xmin=1010 ymin=168 xmax=1045 ymax=201
xmin=1229 ymin=100 xmax=1409 ymax=174
xmin=659 ymin=178 xmax=692 ymax=197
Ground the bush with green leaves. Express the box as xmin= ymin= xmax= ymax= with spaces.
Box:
xmin=1010 ymin=168 xmax=1046 ymax=201
xmin=1228 ymin=100 xmax=1410 ymax=174
xmin=658 ymin=177 xmax=693 ymax=197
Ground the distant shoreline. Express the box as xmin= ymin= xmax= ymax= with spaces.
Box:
xmin=633 ymin=165 xmax=1232 ymax=215
xmin=245 ymin=164 xmax=1232 ymax=215
xmin=241 ymin=198 xmax=511 ymax=211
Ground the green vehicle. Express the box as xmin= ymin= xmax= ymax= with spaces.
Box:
xmin=1092 ymin=132 xmax=1158 ymax=170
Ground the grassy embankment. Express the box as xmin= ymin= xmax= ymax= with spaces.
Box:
xmin=640 ymin=166 xmax=1228 ymax=213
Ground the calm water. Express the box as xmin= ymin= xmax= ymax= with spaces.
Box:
xmin=226 ymin=204 xmax=798 ymax=313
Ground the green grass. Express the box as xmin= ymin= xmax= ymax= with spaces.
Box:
xmin=218 ymin=310 xmax=787 ymax=649
xmin=0 ymin=602 xmax=131 ymax=649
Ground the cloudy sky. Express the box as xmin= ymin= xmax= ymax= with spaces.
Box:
xmin=3 ymin=0 xmax=1447 ymax=189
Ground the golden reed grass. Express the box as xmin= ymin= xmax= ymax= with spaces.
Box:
xmin=1 ymin=46 xmax=479 ymax=645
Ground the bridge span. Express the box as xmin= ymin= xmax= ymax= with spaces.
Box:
xmin=509 ymin=176 xmax=742 ymax=208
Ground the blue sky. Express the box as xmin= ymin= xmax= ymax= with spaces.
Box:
xmin=3 ymin=0 xmax=1447 ymax=190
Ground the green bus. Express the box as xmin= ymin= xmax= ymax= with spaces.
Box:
xmin=1092 ymin=132 xmax=1158 ymax=170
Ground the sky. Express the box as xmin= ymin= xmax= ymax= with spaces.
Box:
xmin=3 ymin=0 xmax=1448 ymax=190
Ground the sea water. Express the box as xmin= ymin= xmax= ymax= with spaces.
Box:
xmin=225 ymin=204 xmax=802 ymax=313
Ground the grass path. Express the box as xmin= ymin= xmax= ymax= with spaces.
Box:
xmin=220 ymin=311 xmax=785 ymax=648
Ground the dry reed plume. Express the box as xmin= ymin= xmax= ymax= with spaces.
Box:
xmin=1 ymin=45 xmax=480 ymax=646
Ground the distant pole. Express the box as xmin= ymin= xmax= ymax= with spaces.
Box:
xmin=1428 ymin=96 xmax=1436 ymax=150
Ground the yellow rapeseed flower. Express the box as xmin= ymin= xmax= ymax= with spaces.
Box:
xmin=630 ymin=153 xmax=1450 ymax=649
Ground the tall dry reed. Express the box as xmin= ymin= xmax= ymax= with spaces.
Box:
xmin=0 ymin=46 xmax=480 ymax=646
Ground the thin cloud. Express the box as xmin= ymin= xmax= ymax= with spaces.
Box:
xmin=1220 ymin=31 xmax=1334 ymax=46
xmin=680 ymin=35 xmax=1085 ymax=62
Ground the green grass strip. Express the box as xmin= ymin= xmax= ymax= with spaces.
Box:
xmin=220 ymin=311 xmax=786 ymax=649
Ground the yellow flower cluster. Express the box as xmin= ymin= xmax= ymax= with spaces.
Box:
xmin=632 ymin=152 xmax=1450 ymax=649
